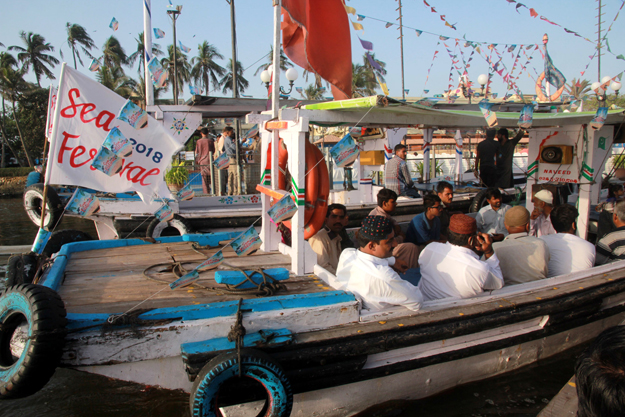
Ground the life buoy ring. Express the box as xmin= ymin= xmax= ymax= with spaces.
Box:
xmin=146 ymin=214 xmax=193 ymax=239
xmin=189 ymin=349 xmax=293 ymax=417
xmin=535 ymin=72 xmax=565 ymax=102
xmin=265 ymin=139 xmax=289 ymax=191
xmin=23 ymin=183 xmax=63 ymax=231
xmin=0 ymin=284 xmax=67 ymax=399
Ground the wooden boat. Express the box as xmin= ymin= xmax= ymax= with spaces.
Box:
xmin=3 ymin=97 xmax=624 ymax=416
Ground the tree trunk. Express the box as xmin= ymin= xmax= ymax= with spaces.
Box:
xmin=11 ymin=98 xmax=34 ymax=167
xmin=1 ymin=140 xmax=5 ymax=168
xmin=72 ymin=46 xmax=78 ymax=69
xmin=0 ymin=97 xmax=25 ymax=167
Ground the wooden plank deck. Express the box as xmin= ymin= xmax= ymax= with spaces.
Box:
xmin=58 ymin=241 xmax=330 ymax=314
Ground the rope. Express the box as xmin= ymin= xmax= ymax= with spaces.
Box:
xmin=228 ymin=298 xmax=246 ymax=377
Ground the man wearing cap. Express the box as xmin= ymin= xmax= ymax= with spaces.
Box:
xmin=335 ymin=216 xmax=424 ymax=311
xmin=418 ymin=213 xmax=504 ymax=300
xmin=492 ymin=206 xmax=550 ymax=285
xmin=530 ymin=189 xmax=556 ymax=237
xmin=540 ymin=204 xmax=595 ymax=277
xmin=476 ymin=188 xmax=511 ymax=241
xmin=309 ymin=204 xmax=355 ymax=274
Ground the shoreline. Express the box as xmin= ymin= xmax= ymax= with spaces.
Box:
xmin=0 ymin=176 xmax=26 ymax=198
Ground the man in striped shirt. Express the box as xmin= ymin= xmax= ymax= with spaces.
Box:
xmin=596 ymin=200 xmax=625 ymax=265
xmin=384 ymin=144 xmax=420 ymax=198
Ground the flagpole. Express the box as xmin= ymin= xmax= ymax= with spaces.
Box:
xmin=397 ymin=0 xmax=405 ymax=100
xmin=143 ymin=0 xmax=154 ymax=106
xmin=41 ymin=63 xmax=68 ymax=231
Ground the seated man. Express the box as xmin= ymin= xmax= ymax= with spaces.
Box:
xmin=492 ymin=206 xmax=550 ymax=285
xmin=406 ymin=194 xmax=442 ymax=247
xmin=370 ymin=188 xmax=406 ymax=242
xmin=575 ymin=325 xmax=625 ymax=417
xmin=384 ymin=144 xmax=420 ymax=198
xmin=595 ymin=200 xmax=625 ymax=265
xmin=540 ymin=204 xmax=595 ymax=277
xmin=335 ymin=216 xmax=423 ymax=311
xmin=418 ymin=214 xmax=503 ymax=300
xmin=530 ymin=189 xmax=556 ymax=237
xmin=436 ymin=181 xmax=454 ymax=239
xmin=308 ymin=203 xmax=355 ymax=274
xmin=476 ymin=188 xmax=510 ymax=241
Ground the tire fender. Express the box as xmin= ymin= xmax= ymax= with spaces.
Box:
xmin=6 ymin=254 xmax=38 ymax=286
xmin=189 ymin=349 xmax=293 ymax=417
xmin=469 ymin=189 xmax=489 ymax=213
xmin=23 ymin=183 xmax=63 ymax=231
xmin=146 ymin=214 xmax=193 ymax=239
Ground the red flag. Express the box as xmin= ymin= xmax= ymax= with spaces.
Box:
xmin=282 ymin=0 xmax=352 ymax=100
xmin=529 ymin=8 xmax=538 ymax=17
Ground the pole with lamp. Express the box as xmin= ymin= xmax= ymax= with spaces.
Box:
xmin=260 ymin=66 xmax=299 ymax=96
xmin=591 ymin=76 xmax=622 ymax=107
xmin=166 ymin=4 xmax=182 ymax=105
xmin=477 ymin=74 xmax=489 ymax=99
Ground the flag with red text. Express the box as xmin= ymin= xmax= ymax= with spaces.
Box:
xmin=46 ymin=65 xmax=182 ymax=202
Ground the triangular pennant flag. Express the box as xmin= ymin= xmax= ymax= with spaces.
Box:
xmin=439 ymin=36 xmax=449 ymax=41
xmin=529 ymin=8 xmax=538 ymax=17
xmin=109 ymin=17 xmax=119 ymax=31
xmin=616 ymin=54 xmax=625 ymax=61
xmin=385 ymin=22 xmax=393 ymax=28
xmin=357 ymin=14 xmax=365 ymax=21
xmin=153 ymin=28 xmax=165 ymax=39
xmin=178 ymin=41 xmax=191 ymax=53
xmin=351 ymin=21 xmax=364 ymax=31
xmin=344 ymin=5 xmax=356 ymax=15
xmin=366 ymin=52 xmax=383 ymax=72
xmin=415 ymin=29 xmax=423 ymax=37
xmin=358 ymin=37 xmax=373 ymax=51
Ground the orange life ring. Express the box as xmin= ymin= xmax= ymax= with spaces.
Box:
xmin=535 ymin=71 xmax=565 ymax=102
xmin=265 ymin=139 xmax=289 ymax=190
xmin=304 ymin=144 xmax=330 ymax=240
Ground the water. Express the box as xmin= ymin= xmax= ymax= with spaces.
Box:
xmin=0 ymin=197 xmax=579 ymax=416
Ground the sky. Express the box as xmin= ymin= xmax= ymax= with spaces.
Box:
xmin=1 ymin=0 xmax=625 ymax=102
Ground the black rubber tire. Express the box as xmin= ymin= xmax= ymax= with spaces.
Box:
xmin=0 ymin=284 xmax=67 ymax=399
xmin=23 ymin=184 xmax=63 ymax=231
xmin=190 ymin=349 xmax=293 ymax=417
xmin=6 ymin=254 xmax=38 ymax=287
xmin=42 ymin=230 xmax=93 ymax=258
xmin=469 ymin=189 xmax=489 ymax=213
xmin=146 ymin=214 xmax=192 ymax=239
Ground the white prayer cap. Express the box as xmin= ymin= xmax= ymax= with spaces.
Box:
xmin=534 ymin=189 xmax=553 ymax=205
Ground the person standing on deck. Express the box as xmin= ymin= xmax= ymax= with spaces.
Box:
xmin=220 ymin=126 xmax=238 ymax=195
xmin=436 ymin=181 xmax=454 ymax=240
xmin=385 ymin=144 xmax=420 ymax=198
xmin=530 ymin=189 xmax=557 ymax=237
xmin=495 ymin=128 xmax=525 ymax=189
xmin=473 ymin=128 xmax=500 ymax=187
xmin=335 ymin=216 xmax=424 ymax=311
xmin=194 ymin=128 xmax=215 ymax=195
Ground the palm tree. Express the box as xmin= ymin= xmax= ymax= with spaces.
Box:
xmin=302 ymin=69 xmax=325 ymax=89
xmin=565 ymin=78 xmax=591 ymax=100
xmin=101 ymin=36 xmax=128 ymax=69
xmin=300 ymin=84 xmax=324 ymax=100
xmin=352 ymin=63 xmax=375 ymax=98
xmin=96 ymin=65 xmax=136 ymax=99
xmin=362 ymin=52 xmax=387 ymax=84
xmin=160 ymin=45 xmax=191 ymax=102
xmin=254 ymin=45 xmax=293 ymax=76
xmin=127 ymin=32 xmax=163 ymax=75
xmin=0 ymin=61 xmax=35 ymax=166
xmin=129 ymin=75 xmax=165 ymax=108
xmin=63 ymin=23 xmax=96 ymax=69
xmin=0 ymin=52 xmax=25 ymax=167
xmin=191 ymin=41 xmax=225 ymax=95
xmin=9 ymin=31 xmax=59 ymax=87
xmin=219 ymin=59 xmax=249 ymax=95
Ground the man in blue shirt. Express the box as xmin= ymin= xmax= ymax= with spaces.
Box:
xmin=220 ymin=126 xmax=238 ymax=195
xmin=406 ymin=194 xmax=443 ymax=247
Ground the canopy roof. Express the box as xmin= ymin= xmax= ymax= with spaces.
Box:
xmin=288 ymin=95 xmax=625 ymax=129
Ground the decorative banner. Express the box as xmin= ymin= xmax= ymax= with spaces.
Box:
xmin=154 ymin=202 xmax=174 ymax=222
xmin=109 ymin=17 xmax=119 ymax=31
xmin=102 ymin=126 xmax=133 ymax=158
xmin=231 ymin=226 xmax=262 ymax=256
xmin=169 ymin=270 xmax=199 ymax=290
xmin=479 ymin=101 xmax=498 ymax=127
xmin=178 ymin=41 xmax=191 ymax=53
xmin=197 ymin=250 xmax=224 ymax=272
xmin=177 ymin=183 xmax=195 ymax=201
xmin=45 ymin=85 xmax=58 ymax=139
xmin=518 ymin=104 xmax=534 ymax=129
xmin=213 ymin=152 xmax=230 ymax=170
xmin=245 ymin=124 xmax=259 ymax=138
xmin=295 ymin=86 xmax=303 ymax=93
xmin=358 ymin=37 xmax=373 ymax=51
xmin=330 ymin=133 xmax=359 ymax=168
xmin=118 ymin=99 xmax=148 ymax=130
xmin=189 ymin=85 xmax=201 ymax=95
xmin=590 ymin=107 xmax=608 ymax=131
xmin=89 ymin=59 xmax=100 ymax=72
xmin=65 ymin=188 xmax=100 ymax=217
xmin=148 ymin=56 xmax=168 ymax=88
xmin=267 ymin=194 xmax=297 ymax=224
xmin=91 ymin=147 xmax=123 ymax=176
xmin=169 ymin=250 xmax=223 ymax=290
xmin=153 ymin=28 xmax=165 ymax=39
xmin=47 ymin=66 xmax=182 ymax=202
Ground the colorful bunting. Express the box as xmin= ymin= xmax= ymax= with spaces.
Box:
xmin=179 ymin=41 xmax=191 ymax=53
xmin=415 ymin=30 xmax=422 ymax=37
xmin=153 ymin=28 xmax=165 ymax=39
xmin=344 ymin=5 xmax=356 ymax=15
xmin=352 ymin=21 xmax=364 ymax=31
xmin=385 ymin=22 xmax=393 ymax=28
xmin=358 ymin=37 xmax=373 ymax=51
xmin=109 ymin=17 xmax=119 ymax=31
xmin=356 ymin=14 xmax=365 ymax=21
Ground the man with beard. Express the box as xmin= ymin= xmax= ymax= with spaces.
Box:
xmin=476 ymin=188 xmax=510 ymax=242
xmin=436 ymin=181 xmax=454 ymax=239
xmin=495 ymin=128 xmax=525 ymax=189
xmin=530 ymin=189 xmax=556 ymax=237
xmin=309 ymin=204 xmax=355 ymax=274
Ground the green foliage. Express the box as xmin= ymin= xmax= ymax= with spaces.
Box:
xmin=165 ymin=160 xmax=189 ymax=185
xmin=0 ymin=167 xmax=34 ymax=177
xmin=15 ymin=87 xmax=48 ymax=161
xmin=414 ymin=160 xmax=444 ymax=177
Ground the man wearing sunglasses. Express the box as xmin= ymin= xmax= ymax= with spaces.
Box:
xmin=406 ymin=194 xmax=444 ymax=247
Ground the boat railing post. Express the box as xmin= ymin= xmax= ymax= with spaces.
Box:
xmin=209 ymin=151 xmax=215 ymax=195
xmin=423 ymin=128 xmax=433 ymax=183
xmin=217 ymin=167 xmax=222 ymax=196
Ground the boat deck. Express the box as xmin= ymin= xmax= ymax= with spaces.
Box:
xmin=58 ymin=241 xmax=329 ymax=314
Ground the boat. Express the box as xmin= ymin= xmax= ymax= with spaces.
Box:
xmin=2 ymin=95 xmax=625 ymax=416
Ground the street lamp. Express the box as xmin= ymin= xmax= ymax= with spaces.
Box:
xmin=592 ymin=77 xmax=622 ymax=106
xmin=260 ymin=66 xmax=299 ymax=95
xmin=477 ymin=74 xmax=489 ymax=97
xmin=167 ymin=4 xmax=182 ymax=105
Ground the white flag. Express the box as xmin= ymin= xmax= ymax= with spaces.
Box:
xmin=47 ymin=65 xmax=182 ymax=202
xmin=45 ymin=85 xmax=58 ymax=140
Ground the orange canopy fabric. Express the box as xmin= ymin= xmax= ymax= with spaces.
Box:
xmin=282 ymin=0 xmax=352 ymax=100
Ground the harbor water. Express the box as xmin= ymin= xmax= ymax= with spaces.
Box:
xmin=0 ymin=196 xmax=581 ymax=416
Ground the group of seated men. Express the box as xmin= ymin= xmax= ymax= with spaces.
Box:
xmin=309 ymin=182 xmax=625 ymax=312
